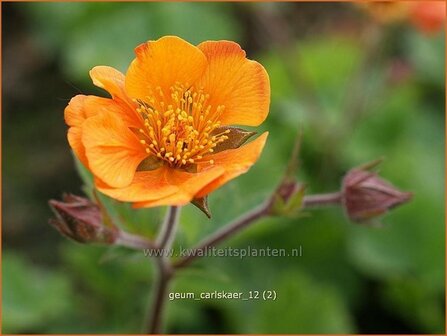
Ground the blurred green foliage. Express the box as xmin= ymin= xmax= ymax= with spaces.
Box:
xmin=2 ymin=252 xmax=74 ymax=332
xmin=3 ymin=2 xmax=444 ymax=334
xmin=26 ymin=2 xmax=241 ymax=82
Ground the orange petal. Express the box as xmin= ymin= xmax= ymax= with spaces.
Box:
xmin=88 ymin=95 xmax=141 ymax=129
xmin=125 ymin=36 xmax=207 ymax=100
xmin=90 ymin=66 xmax=127 ymax=100
xmin=67 ymin=126 xmax=88 ymax=167
xmin=195 ymin=132 xmax=268 ymax=198
xmin=65 ymin=94 xmax=142 ymax=128
xmin=64 ymin=95 xmax=89 ymax=127
xmin=132 ymin=166 xmax=224 ymax=208
xmin=82 ymin=112 xmax=147 ymax=188
xmin=95 ymin=166 xmax=178 ymax=202
xmin=65 ymin=95 xmax=143 ymax=168
xmin=67 ymin=93 xmax=141 ymax=127
xmin=64 ymin=95 xmax=95 ymax=167
xmin=197 ymin=41 xmax=270 ymax=127
xmin=90 ymin=66 xmax=143 ymax=126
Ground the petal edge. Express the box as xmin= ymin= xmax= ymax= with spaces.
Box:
xmin=195 ymin=132 xmax=269 ymax=198
xmin=197 ymin=41 xmax=270 ymax=127
xmin=82 ymin=113 xmax=147 ymax=188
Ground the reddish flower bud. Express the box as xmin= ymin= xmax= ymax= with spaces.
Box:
xmin=48 ymin=194 xmax=117 ymax=244
xmin=342 ymin=160 xmax=412 ymax=223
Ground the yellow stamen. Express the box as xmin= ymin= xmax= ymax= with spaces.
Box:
xmin=136 ymin=84 xmax=226 ymax=167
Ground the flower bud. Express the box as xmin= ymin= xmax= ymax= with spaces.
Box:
xmin=270 ymin=179 xmax=306 ymax=216
xmin=48 ymin=194 xmax=117 ymax=244
xmin=342 ymin=160 xmax=412 ymax=223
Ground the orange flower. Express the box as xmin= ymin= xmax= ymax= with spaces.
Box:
xmin=357 ymin=1 xmax=445 ymax=34
xmin=65 ymin=36 xmax=270 ymax=208
xmin=409 ymin=1 xmax=446 ymax=34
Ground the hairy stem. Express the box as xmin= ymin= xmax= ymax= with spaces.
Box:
xmin=174 ymin=192 xmax=342 ymax=269
xmin=302 ymin=192 xmax=342 ymax=208
xmin=115 ymin=230 xmax=156 ymax=250
xmin=174 ymin=201 xmax=270 ymax=269
xmin=146 ymin=260 xmax=173 ymax=334
xmin=144 ymin=191 xmax=341 ymax=332
xmin=146 ymin=206 xmax=180 ymax=334
xmin=157 ymin=206 xmax=180 ymax=249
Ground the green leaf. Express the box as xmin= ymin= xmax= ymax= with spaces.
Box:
xmin=407 ymin=31 xmax=445 ymax=86
xmin=382 ymin=277 xmax=445 ymax=333
xmin=253 ymin=270 xmax=355 ymax=333
xmin=24 ymin=2 xmax=242 ymax=82
xmin=2 ymin=252 xmax=75 ymax=333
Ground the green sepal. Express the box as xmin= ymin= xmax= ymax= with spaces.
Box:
xmin=271 ymin=184 xmax=306 ymax=217
xmin=212 ymin=126 xmax=257 ymax=153
xmin=136 ymin=156 xmax=164 ymax=171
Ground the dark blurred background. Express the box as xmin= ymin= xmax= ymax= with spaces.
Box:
xmin=2 ymin=2 xmax=445 ymax=334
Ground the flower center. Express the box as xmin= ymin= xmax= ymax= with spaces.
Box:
xmin=136 ymin=83 xmax=229 ymax=167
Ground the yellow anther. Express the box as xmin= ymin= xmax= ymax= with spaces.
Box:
xmin=136 ymin=85 xmax=227 ymax=167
